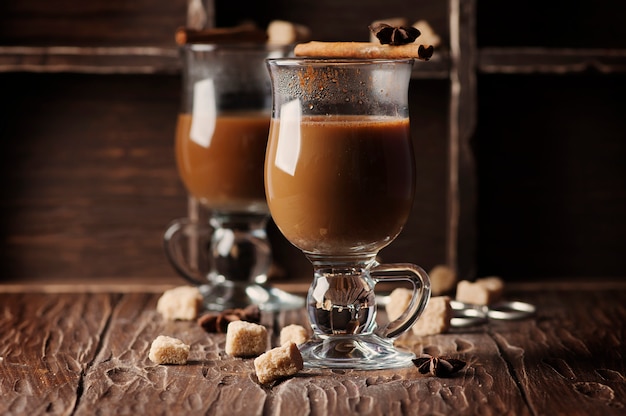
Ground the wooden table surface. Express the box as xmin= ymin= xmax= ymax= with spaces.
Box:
xmin=1 ymin=280 xmax=625 ymax=415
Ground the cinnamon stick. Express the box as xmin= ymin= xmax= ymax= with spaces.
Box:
xmin=294 ymin=41 xmax=434 ymax=61
xmin=175 ymin=26 xmax=268 ymax=45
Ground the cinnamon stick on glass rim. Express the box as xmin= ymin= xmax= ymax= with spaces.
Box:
xmin=294 ymin=41 xmax=434 ymax=61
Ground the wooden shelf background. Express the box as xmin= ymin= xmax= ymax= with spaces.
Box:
xmin=1 ymin=0 xmax=625 ymax=284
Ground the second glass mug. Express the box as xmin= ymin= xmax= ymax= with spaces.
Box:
xmin=163 ymin=43 xmax=304 ymax=311
xmin=265 ymin=58 xmax=431 ymax=369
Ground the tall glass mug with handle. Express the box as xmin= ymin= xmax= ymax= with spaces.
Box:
xmin=164 ymin=43 xmax=303 ymax=311
xmin=265 ymin=58 xmax=431 ymax=369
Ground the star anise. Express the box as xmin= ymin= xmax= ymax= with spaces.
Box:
xmin=412 ymin=354 xmax=466 ymax=377
xmin=197 ymin=304 xmax=261 ymax=333
xmin=369 ymin=23 xmax=421 ymax=46
xmin=417 ymin=44 xmax=434 ymax=61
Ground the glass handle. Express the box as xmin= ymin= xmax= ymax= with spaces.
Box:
xmin=372 ymin=263 xmax=431 ymax=339
xmin=163 ymin=218 xmax=212 ymax=286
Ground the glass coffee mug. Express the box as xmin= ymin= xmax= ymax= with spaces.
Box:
xmin=164 ymin=43 xmax=303 ymax=311
xmin=265 ymin=58 xmax=431 ymax=369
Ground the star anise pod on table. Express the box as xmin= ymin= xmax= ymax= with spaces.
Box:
xmin=369 ymin=23 xmax=421 ymax=46
xmin=412 ymin=354 xmax=467 ymax=377
xmin=197 ymin=304 xmax=261 ymax=333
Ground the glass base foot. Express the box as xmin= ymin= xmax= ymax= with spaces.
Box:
xmin=299 ymin=334 xmax=415 ymax=370
xmin=199 ymin=283 xmax=304 ymax=312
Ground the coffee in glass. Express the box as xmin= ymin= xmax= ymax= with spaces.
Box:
xmin=265 ymin=58 xmax=431 ymax=369
xmin=164 ymin=43 xmax=304 ymax=311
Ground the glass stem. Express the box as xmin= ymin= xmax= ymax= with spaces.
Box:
xmin=209 ymin=213 xmax=271 ymax=284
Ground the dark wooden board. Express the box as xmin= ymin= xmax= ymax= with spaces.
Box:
xmin=492 ymin=290 xmax=626 ymax=414
xmin=0 ymin=0 xmax=448 ymax=47
xmin=0 ymin=292 xmax=116 ymax=413
xmin=2 ymin=287 xmax=625 ymax=415
xmin=0 ymin=73 xmax=186 ymax=282
xmin=0 ymin=73 xmax=451 ymax=284
xmin=0 ymin=0 xmax=188 ymax=47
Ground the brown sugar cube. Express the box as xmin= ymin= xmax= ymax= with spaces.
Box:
xmin=148 ymin=335 xmax=190 ymax=365
xmin=386 ymin=287 xmax=413 ymax=321
xmin=411 ymin=296 xmax=453 ymax=336
xmin=476 ymin=276 xmax=504 ymax=299
xmin=267 ymin=20 xmax=311 ymax=45
xmin=225 ymin=321 xmax=268 ymax=357
xmin=156 ymin=286 xmax=203 ymax=321
xmin=254 ymin=342 xmax=304 ymax=385
xmin=412 ymin=20 xmax=442 ymax=48
xmin=279 ymin=324 xmax=309 ymax=346
xmin=429 ymin=264 xmax=457 ymax=295
xmin=456 ymin=276 xmax=504 ymax=305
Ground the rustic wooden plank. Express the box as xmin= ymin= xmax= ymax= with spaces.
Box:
xmin=449 ymin=0 xmax=478 ymax=281
xmin=0 ymin=46 xmax=181 ymax=74
xmin=0 ymin=72 xmax=186 ymax=281
xmin=0 ymin=292 xmax=116 ymax=415
xmin=0 ymin=72 xmax=452 ymax=284
xmin=493 ymin=289 xmax=626 ymax=415
xmin=395 ymin=332 xmax=531 ymax=415
xmin=75 ymin=292 xmax=268 ymax=415
xmin=259 ymin=330 xmax=531 ymax=416
xmin=3 ymin=286 xmax=625 ymax=414
xmin=0 ymin=0 xmax=454 ymax=284
xmin=69 ymin=292 xmax=529 ymax=415
xmin=0 ymin=0 xmax=450 ymax=52
xmin=0 ymin=0 xmax=188 ymax=47
xmin=479 ymin=48 xmax=626 ymax=74
xmin=0 ymin=0 xmax=449 ymax=48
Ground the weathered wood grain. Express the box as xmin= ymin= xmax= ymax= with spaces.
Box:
xmin=492 ymin=290 xmax=626 ymax=415
xmin=0 ymin=292 xmax=116 ymax=415
xmin=72 ymin=292 xmax=528 ymax=415
xmin=0 ymin=73 xmax=186 ymax=282
xmin=0 ymin=72 xmax=452 ymax=284
xmin=74 ymin=294 xmax=301 ymax=415
xmin=2 ymin=287 xmax=625 ymax=415
xmin=0 ymin=0 xmax=189 ymax=47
